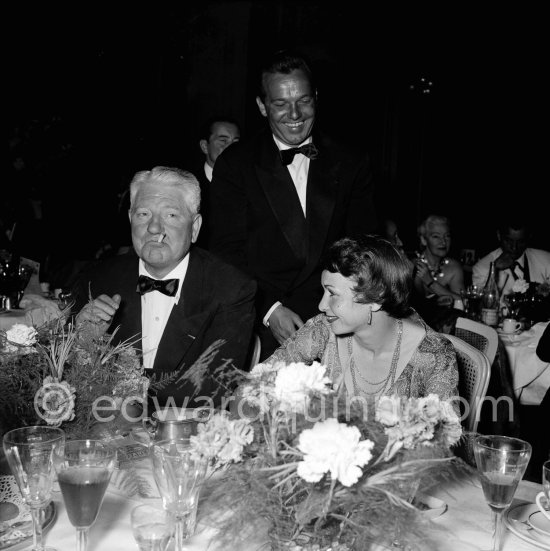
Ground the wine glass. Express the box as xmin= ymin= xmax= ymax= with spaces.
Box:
xmin=151 ymin=438 xmax=207 ymax=551
xmin=131 ymin=503 xmax=175 ymax=551
xmin=2 ymin=426 xmax=65 ymax=551
xmin=473 ymin=435 xmax=532 ymax=551
xmin=54 ymin=439 xmax=116 ymax=551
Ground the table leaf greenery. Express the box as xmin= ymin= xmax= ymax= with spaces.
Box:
xmin=0 ymin=316 xmax=148 ymax=438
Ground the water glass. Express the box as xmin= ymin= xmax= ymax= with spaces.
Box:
xmin=151 ymin=438 xmax=207 ymax=551
xmin=54 ymin=439 xmax=116 ymax=551
xmin=461 ymin=285 xmax=483 ymax=321
xmin=2 ymin=426 xmax=65 ymax=551
xmin=535 ymin=459 xmax=550 ymax=520
xmin=473 ymin=435 xmax=531 ymax=551
xmin=131 ymin=504 xmax=174 ymax=551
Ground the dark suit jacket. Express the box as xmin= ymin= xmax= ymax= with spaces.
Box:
xmin=71 ymin=247 xmax=256 ymax=408
xmin=207 ymin=128 xmax=377 ymax=356
xmin=192 ymin=162 xmax=211 ymax=250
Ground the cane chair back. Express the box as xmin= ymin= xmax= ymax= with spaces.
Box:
xmin=454 ymin=317 xmax=499 ymax=366
xmin=444 ymin=334 xmax=491 ymax=433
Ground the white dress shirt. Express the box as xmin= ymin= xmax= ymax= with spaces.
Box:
xmin=472 ymin=247 xmax=550 ymax=300
xmin=263 ymin=136 xmax=312 ymax=326
xmin=204 ymin=162 xmax=213 ymax=182
xmin=140 ymin=256 xmax=189 ymax=370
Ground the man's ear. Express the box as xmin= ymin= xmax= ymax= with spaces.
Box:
xmin=199 ymin=139 xmax=208 ymax=156
xmin=191 ymin=214 xmax=203 ymax=243
xmin=256 ymin=96 xmax=268 ymax=118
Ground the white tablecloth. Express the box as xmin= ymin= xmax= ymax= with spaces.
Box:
xmin=500 ymin=321 xmax=550 ymax=405
xmin=35 ymin=460 xmax=545 ymax=551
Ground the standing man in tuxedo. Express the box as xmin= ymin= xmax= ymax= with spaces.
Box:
xmin=72 ymin=166 xmax=256 ymax=409
xmin=207 ymin=49 xmax=377 ymax=358
xmin=194 ymin=116 xmax=241 ymax=248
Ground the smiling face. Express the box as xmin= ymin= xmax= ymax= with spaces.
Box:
xmin=129 ymin=180 xmax=202 ymax=278
xmin=256 ymin=68 xmax=316 ymax=147
xmin=421 ymin=221 xmax=451 ymax=260
xmin=318 ymin=270 xmax=372 ymax=335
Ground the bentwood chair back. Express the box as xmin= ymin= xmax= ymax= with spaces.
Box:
xmin=454 ymin=317 xmax=498 ymax=366
xmin=444 ymin=334 xmax=492 ymax=434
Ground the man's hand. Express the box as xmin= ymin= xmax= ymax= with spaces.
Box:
xmin=268 ymin=305 xmax=304 ymax=345
xmin=75 ymin=294 xmax=121 ymax=334
xmin=494 ymin=252 xmax=516 ymax=271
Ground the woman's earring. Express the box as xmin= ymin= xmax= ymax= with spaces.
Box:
xmin=367 ymin=308 xmax=372 ymax=325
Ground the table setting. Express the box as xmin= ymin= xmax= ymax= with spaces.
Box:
xmin=1 ymin=304 xmax=549 ymax=550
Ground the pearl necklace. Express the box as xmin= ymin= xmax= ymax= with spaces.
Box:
xmin=348 ymin=319 xmax=403 ymax=397
xmin=418 ymin=253 xmax=450 ymax=281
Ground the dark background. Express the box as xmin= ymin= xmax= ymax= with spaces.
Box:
xmin=6 ymin=2 xmax=549 ymax=266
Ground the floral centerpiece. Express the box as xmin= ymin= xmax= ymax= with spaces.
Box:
xmin=0 ymin=318 xmax=149 ymax=437
xmin=187 ymin=361 xmax=464 ymax=551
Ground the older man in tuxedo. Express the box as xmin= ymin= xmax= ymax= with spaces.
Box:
xmin=207 ymin=49 xmax=377 ymax=358
xmin=72 ymin=166 xmax=256 ymax=410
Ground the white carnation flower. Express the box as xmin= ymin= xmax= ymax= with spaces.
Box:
xmin=274 ymin=361 xmax=331 ymax=415
xmin=190 ymin=412 xmax=253 ymax=465
xmin=6 ymin=324 xmax=38 ymax=347
xmin=297 ymin=418 xmax=375 ymax=487
xmin=512 ymin=278 xmax=529 ymax=294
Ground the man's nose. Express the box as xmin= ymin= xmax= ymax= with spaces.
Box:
xmin=148 ymin=214 xmax=163 ymax=233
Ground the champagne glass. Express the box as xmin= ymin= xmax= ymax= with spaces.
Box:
xmin=131 ymin=503 xmax=175 ymax=551
xmin=151 ymin=438 xmax=207 ymax=551
xmin=2 ymin=426 xmax=65 ymax=551
xmin=473 ymin=435 xmax=532 ymax=551
xmin=54 ymin=439 xmax=116 ymax=551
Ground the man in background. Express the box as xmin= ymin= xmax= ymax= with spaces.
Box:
xmin=472 ymin=214 xmax=550 ymax=298
xmin=194 ymin=117 xmax=240 ymax=248
xmin=207 ymin=49 xmax=377 ymax=358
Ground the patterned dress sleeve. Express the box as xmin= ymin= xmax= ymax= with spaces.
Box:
xmin=405 ymin=329 xmax=459 ymax=400
xmin=263 ymin=314 xmax=332 ymax=365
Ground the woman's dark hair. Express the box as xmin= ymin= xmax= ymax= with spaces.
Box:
xmin=323 ymin=235 xmax=413 ymax=318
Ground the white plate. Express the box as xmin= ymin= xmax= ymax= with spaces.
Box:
xmin=504 ymin=502 xmax=550 ymax=550
xmin=530 ymin=510 xmax=550 ymax=537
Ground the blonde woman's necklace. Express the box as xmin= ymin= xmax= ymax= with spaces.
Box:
xmin=419 ymin=253 xmax=450 ymax=281
xmin=349 ymin=319 xmax=403 ymax=396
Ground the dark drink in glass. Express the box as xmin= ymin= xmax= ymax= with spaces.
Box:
xmin=57 ymin=466 xmax=111 ymax=527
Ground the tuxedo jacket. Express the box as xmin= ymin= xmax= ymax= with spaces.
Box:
xmin=207 ymin=128 xmax=377 ymax=353
xmin=71 ymin=247 xmax=256 ymax=408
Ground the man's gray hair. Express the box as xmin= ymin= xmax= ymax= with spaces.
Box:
xmin=129 ymin=166 xmax=201 ymax=214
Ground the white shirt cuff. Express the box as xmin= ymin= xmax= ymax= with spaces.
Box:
xmin=263 ymin=302 xmax=282 ymax=327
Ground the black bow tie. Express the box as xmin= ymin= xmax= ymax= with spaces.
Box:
xmin=280 ymin=143 xmax=319 ymax=165
xmin=137 ymin=275 xmax=179 ymax=297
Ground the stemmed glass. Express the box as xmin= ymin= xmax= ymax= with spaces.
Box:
xmin=2 ymin=426 xmax=65 ymax=551
xmin=131 ymin=503 xmax=175 ymax=551
xmin=151 ymin=438 xmax=207 ymax=551
xmin=54 ymin=439 xmax=116 ymax=551
xmin=473 ymin=435 xmax=532 ymax=551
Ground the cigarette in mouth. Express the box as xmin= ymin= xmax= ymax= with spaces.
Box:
xmin=157 ymin=233 xmax=165 ymax=243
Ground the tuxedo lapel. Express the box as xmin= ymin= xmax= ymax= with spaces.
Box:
xmin=255 ymin=138 xmax=308 ymax=261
